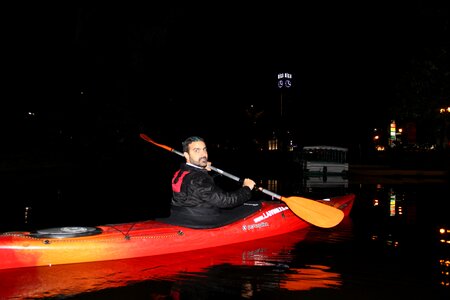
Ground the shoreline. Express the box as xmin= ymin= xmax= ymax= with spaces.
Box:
xmin=348 ymin=164 xmax=449 ymax=184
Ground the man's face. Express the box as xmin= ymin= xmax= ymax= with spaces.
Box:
xmin=185 ymin=141 xmax=208 ymax=167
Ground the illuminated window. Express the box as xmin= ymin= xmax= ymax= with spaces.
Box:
xmin=268 ymin=139 xmax=278 ymax=151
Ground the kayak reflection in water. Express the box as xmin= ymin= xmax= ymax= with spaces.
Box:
xmin=168 ymin=136 xmax=256 ymax=227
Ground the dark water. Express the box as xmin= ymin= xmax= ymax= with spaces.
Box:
xmin=0 ymin=162 xmax=449 ymax=299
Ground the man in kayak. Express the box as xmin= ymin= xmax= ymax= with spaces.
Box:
xmin=169 ymin=136 xmax=256 ymax=226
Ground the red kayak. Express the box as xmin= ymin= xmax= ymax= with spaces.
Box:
xmin=1 ymin=229 xmax=330 ymax=299
xmin=0 ymin=194 xmax=355 ymax=270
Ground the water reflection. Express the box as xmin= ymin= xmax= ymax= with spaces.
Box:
xmin=260 ymin=174 xmax=450 ymax=297
xmin=352 ymin=181 xmax=450 ymax=297
xmin=302 ymin=175 xmax=348 ymax=195
xmin=279 ymin=265 xmax=342 ymax=290
xmin=258 ymin=175 xmax=349 ymax=201
xmin=439 ymin=226 xmax=450 ymax=288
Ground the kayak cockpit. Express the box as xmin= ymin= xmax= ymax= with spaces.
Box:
xmin=28 ymin=226 xmax=103 ymax=238
xmin=156 ymin=200 xmax=264 ymax=229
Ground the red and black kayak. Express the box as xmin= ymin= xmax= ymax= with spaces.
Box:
xmin=0 ymin=194 xmax=355 ymax=270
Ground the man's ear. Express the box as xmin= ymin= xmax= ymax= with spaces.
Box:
xmin=183 ymin=152 xmax=189 ymax=161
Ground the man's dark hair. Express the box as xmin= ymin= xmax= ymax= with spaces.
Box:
xmin=182 ymin=136 xmax=204 ymax=152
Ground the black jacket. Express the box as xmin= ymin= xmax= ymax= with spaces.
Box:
xmin=171 ymin=163 xmax=252 ymax=217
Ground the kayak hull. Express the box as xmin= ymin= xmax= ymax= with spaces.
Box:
xmin=0 ymin=194 xmax=355 ymax=270
xmin=0 ymin=229 xmax=312 ymax=299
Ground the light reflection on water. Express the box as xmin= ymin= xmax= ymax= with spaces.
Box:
xmin=0 ymin=171 xmax=449 ymax=299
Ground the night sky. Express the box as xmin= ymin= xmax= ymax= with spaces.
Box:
xmin=3 ymin=2 xmax=449 ymax=151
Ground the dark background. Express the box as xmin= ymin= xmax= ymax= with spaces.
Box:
xmin=2 ymin=1 xmax=449 ymax=158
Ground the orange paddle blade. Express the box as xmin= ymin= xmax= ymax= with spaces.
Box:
xmin=280 ymin=196 xmax=345 ymax=228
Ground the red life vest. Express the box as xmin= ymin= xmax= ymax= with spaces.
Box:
xmin=172 ymin=170 xmax=190 ymax=193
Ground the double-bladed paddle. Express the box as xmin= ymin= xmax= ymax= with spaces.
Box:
xmin=140 ymin=133 xmax=344 ymax=228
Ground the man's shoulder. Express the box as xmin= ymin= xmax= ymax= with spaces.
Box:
xmin=175 ymin=164 xmax=200 ymax=177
